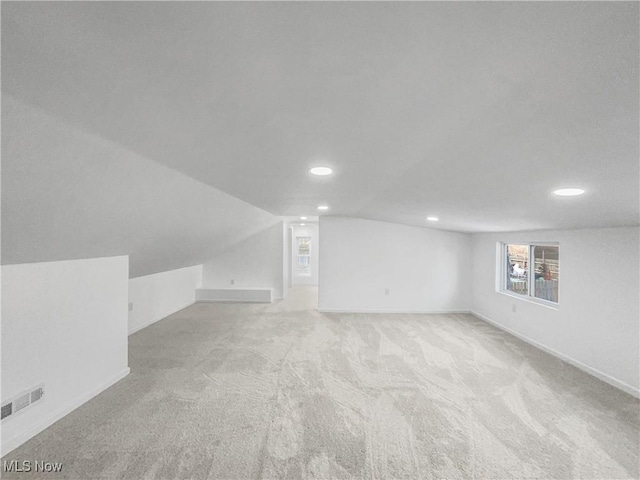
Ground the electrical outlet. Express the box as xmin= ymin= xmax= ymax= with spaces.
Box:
xmin=385 ymin=288 xmax=390 ymax=295
xmin=230 ymin=279 xmax=235 ymax=285
xmin=511 ymin=303 xmax=517 ymax=313
xmin=128 ymin=302 xmax=133 ymax=312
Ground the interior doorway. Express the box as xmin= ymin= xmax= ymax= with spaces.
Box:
xmin=290 ymin=223 xmax=319 ymax=286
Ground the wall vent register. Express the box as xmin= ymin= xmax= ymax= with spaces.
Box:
xmin=1 ymin=385 xmax=45 ymax=421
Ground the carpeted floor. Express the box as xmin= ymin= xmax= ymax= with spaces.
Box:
xmin=3 ymin=286 xmax=639 ymax=479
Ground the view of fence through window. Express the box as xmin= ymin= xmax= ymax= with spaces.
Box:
xmin=505 ymin=244 xmax=559 ymax=303
xmin=533 ymin=245 xmax=559 ymax=302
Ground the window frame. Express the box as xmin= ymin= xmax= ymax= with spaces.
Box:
xmin=499 ymin=242 xmax=559 ymax=308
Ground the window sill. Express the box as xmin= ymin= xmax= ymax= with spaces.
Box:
xmin=498 ymin=290 xmax=559 ymax=310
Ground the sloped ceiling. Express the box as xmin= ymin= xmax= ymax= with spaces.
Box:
xmin=1 ymin=96 xmax=279 ymax=277
xmin=2 ymin=2 xmax=638 ymax=272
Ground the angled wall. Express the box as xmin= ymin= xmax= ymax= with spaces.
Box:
xmin=128 ymin=265 xmax=203 ymax=335
xmin=1 ymin=96 xmax=279 ymax=278
xmin=202 ymin=222 xmax=285 ymax=300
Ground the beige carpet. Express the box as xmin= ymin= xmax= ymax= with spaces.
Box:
xmin=3 ymin=286 xmax=638 ymax=479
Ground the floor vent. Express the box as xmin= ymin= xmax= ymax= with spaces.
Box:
xmin=1 ymin=385 xmax=44 ymax=421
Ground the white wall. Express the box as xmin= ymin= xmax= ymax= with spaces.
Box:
xmin=202 ymin=222 xmax=285 ymax=300
xmin=291 ymin=224 xmax=319 ymax=286
xmin=471 ymin=226 xmax=639 ymax=396
xmin=128 ymin=265 xmax=202 ymax=335
xmin=1 ymin=256 xmax=130 ymax=455
xmin=319 ymin=216 xmax=471 ymax=312
xmin=282 ymin=222 xmax=291 ymax=297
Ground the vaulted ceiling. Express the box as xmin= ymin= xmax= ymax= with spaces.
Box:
xmin=2 ymin=2 xmax=638 ymax=266
xmin=1 ymin=95 xmax=280 ymax=277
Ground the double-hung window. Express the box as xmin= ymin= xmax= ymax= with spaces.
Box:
xmin=501 ymin=243 xmax=559 ymax=304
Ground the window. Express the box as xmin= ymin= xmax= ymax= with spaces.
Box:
xmin=502 ymin=243 xmax=559 ymax=303
xmin=296 ymin=237 xmax=311 ymax=275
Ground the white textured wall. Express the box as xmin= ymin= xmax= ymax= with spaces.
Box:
xmin=1 ymin=256 xmax=130 ymax=455
xmin=128 ymin=265 xmax=202 ymax=335
xmin=291 ymin=224 xmax=319 ymax=286
xmin=319 ymin=216 xmax=471 ymax=312
xmin=470 ymin=226 xmax=639 ymax=396
xmin=202 ymin=222 xmax=285 ymax=300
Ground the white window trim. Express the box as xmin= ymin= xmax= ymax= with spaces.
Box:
xmin=498 ymin=242 xmax=560 ymax=309
xmin=499 ymin=289 xmax=560 ymax=310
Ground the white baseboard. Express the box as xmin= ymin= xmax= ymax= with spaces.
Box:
xmin=471 ymin=311 xmax=640 ymax=399
xmin=196 ymin=288 xmax=272 ymax=304
xmin=128 ymin=300 xmax=195 ymax=335
xmin=1 ymin=367 xmax=131 ymax=456
xmin=196 ymin=299 xmax=271 ymax=304
xmin=318 ymin=308 xmax=471 ymax=314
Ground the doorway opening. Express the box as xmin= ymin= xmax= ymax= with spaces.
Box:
xmin=289 ymin=223 xmax=319 ymax=289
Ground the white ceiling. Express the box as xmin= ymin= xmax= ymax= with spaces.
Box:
xmin=2 ymin=1 xmax=639 ymax=233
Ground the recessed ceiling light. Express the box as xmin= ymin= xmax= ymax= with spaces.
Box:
xmin=309 ymin=166 xmax=333 ymax=176
xmin=554 ymin=188 xmax=585 ymax=196
xmin=300 ymin=223 xmax=306 ymax=226
xmin=426 ymin=216 xmax=439 ymax=222
xmin=300 ymin=216 xmax=307 ymax=220
xmin=318 ymin=205 xmax=329 ymax=211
